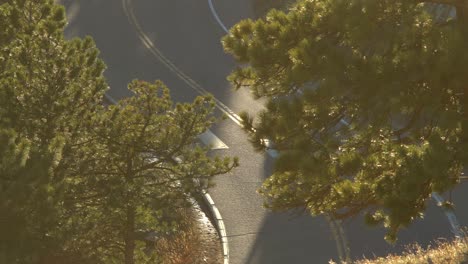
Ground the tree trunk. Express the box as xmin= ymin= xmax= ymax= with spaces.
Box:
xmin=124 ymin=206 xmax=136 ymax=264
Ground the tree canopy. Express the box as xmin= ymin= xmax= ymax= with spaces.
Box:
xmin=0 ymin=0 xmax=237 ymax=263
xmin=0 ymin=0 xmax=107 ymax=261
xmin=223 ymin=0 xmax=468 ymax=241
xmin=64 ymin=80 xmax=237 ymax=263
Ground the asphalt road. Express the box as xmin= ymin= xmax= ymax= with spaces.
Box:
xmin=61 ymin=0 xmax=467 ymax=263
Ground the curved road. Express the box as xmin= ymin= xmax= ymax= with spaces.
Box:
xmin=61 ymin=0 xmax=468 ymax=263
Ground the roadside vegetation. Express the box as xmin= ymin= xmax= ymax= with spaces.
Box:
xmin=2 ymin=0 xmax=468 ymax=262
xmin=0 ymin=0 xmax=236 ymax=263
xmin=349 ymin=237 xmax=468 ymax=264
xmin=240 ymin=0 xmax=468 ymax=262
xmin=234 ymin=0 xmax=468 ymax=242
xmin=154 ymin=207 xmax=222 ymax=264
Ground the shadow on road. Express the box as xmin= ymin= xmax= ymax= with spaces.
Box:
xmin=244 ymin=159 xmax=466 ymax=264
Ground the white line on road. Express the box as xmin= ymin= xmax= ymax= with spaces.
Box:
xmin=104 ymin=93 xmax=118 ymax=104
xmin=339 ymin=119 xmax=350 ymax=126
xmin=202 ymin=191 xmax=230 ymax=264
xmin=432 ymin=192 xmax=463 ymax=237
xmin=199 ymin=130 xmax=229 ymax=149
xmin=266 ymin=149 xmax=279 ymax=158
xmin=122 ymin=0 xmax=243 ymax=128
xmin=208 ymin=0 xmax=229 ymax=33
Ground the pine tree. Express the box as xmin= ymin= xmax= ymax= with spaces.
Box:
xmin=1 ymin=1 xmax=237 ymax=262
xmin=0 ymin=0 xmax=107 ymax=261
xmin=64 ymin=80 xmax=237 ymax=264
xmin=223 ymin=0 xmax=468 ymax=241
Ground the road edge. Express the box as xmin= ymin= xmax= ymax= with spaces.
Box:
xmin=208 ymin=0 xmax=229 ymax=33
xmin=202 ymin=191 xmax=230 ymax=264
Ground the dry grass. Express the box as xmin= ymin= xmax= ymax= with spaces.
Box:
xmin=154 ymin=207 xmax=222 ymax=264
xmin=334 ymin=237 xmax=468 ymax=264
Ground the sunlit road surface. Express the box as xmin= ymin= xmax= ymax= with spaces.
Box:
xmin=60 ymin=0 xmax=468 ymax=263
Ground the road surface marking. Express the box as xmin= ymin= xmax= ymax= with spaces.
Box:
xmin=325 ymin=213 xmax=351 ymax=262
xmin=432 ymin=192 xmax=463 ymax=237
xmin=266 ymin=149 xmax=279 ymax=158
xmin=339 ymin=119 xmax=350 ymax=126
xmin=203 ymin=190 xmax=230 ymax=264
xmin=123 ymin=0 xmax=286 ymax=157
xmin=199 ymin=130 xmax=229 ymax=149
xmin=208 ymin=0 xmax=229 ymax=33
xmin=122 ymin=0 xmax=243 ymax=127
